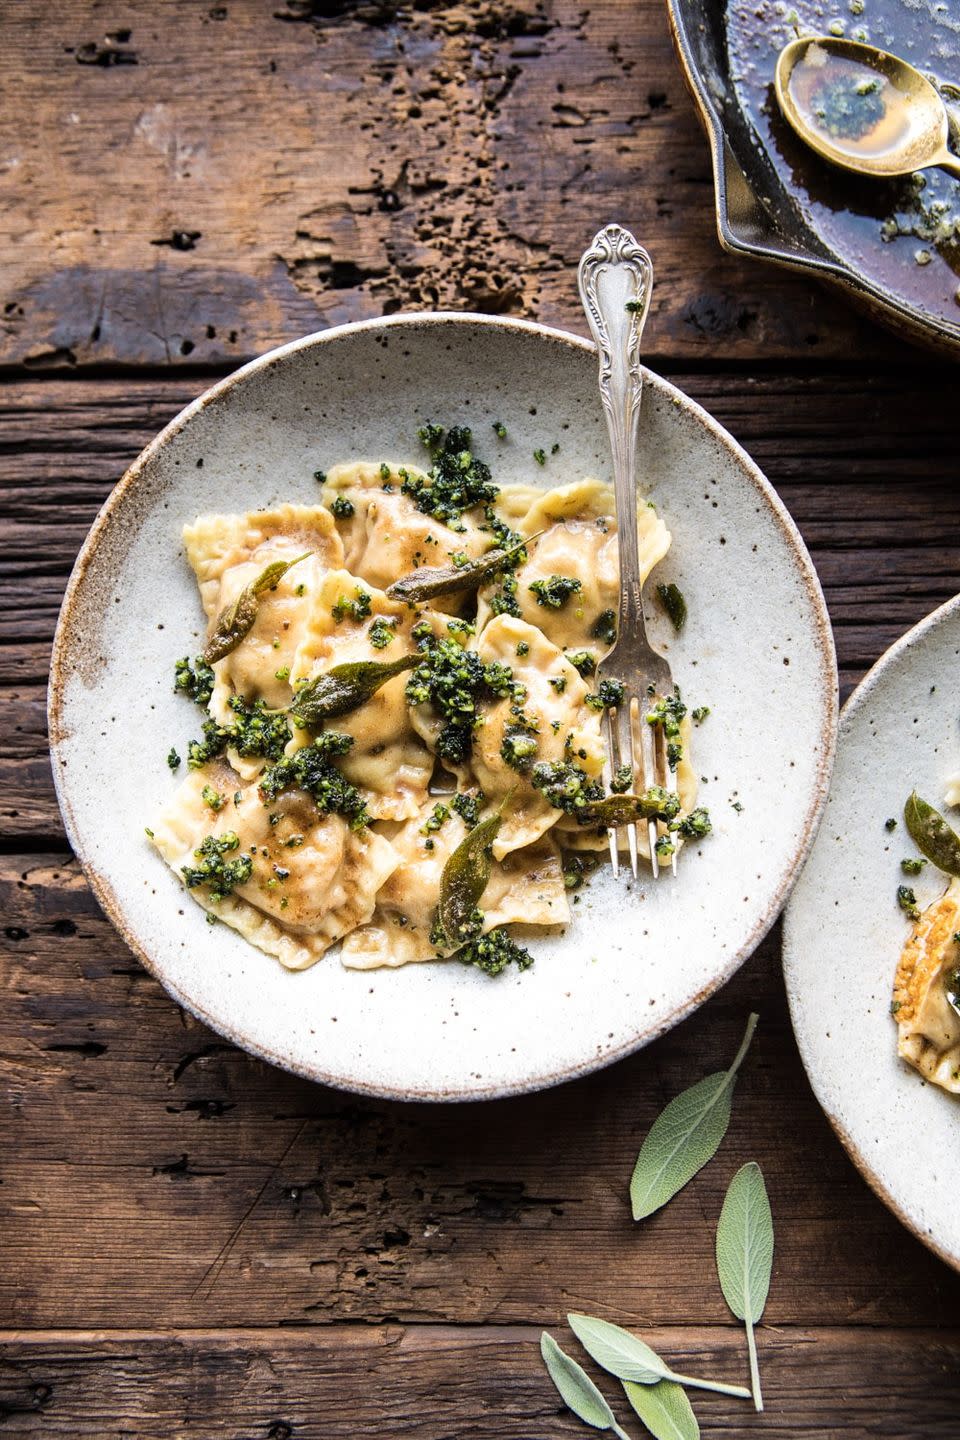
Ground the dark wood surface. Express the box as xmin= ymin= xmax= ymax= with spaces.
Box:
xmin=2 ymin=2 xmax=959 ymax=1436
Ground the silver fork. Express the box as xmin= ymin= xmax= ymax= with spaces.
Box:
xmin=577 ymin=223 xmax=678 ymax=881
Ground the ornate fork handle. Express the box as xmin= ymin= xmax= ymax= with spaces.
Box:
xmin=576 ymin=224 xmax=653 ymax=638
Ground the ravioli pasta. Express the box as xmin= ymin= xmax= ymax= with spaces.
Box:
xmin=148 ymin=426 xmax=707 ymax=976
xmin=893 ymin=877 xmax=960 ymax=1093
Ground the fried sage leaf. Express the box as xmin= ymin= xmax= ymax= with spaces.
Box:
xmin=203 ymin=552 xmax=310 ymax=664
xmin=904 ymin=791 xmax=960 ymax=878
xmin=385 ymin=534 xmax=537 ymax=604
xmin=577 ymin=789 xmax=682 ymax=828
xmin=436 ymin=808 xmax=503 ymax=950
xmin=290 ymin=654 xmax=419 ymax=726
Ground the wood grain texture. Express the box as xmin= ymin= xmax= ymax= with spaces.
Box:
xmin=0 ymin=1326 xmax=957 ymax=1437
xmin=3 ymin=851 xmax=960 ymax=1330
xmin=0 ymin=0 xmax=907 ymax=367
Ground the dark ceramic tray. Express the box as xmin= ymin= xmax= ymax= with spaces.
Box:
xmin=666 ymin=0 xmax=960 ymax=355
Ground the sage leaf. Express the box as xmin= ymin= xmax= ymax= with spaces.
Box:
xmin=436 ymin=809 xmax=503 ymax=950
xmin=715 ymin=1161 xmax=774 ymax=1413
xmin=386 ymin=534 xmax=538 ymax=604
xmin=290 ymin=654 xmax=419 ymax=726
xmin=568 ymin=1315 xmax=749 ymax=1400
xmin=203 ymin=552 xmax=310 ymax=664
xmin=578 ymin=791 xmax=681 ymax=829
xmin=630 ymin=1013 xmax=758 ymax=1221
xmin=623 ymin=1379 xmax=699 ymax=1440
xmin=904 ymin=791 xmax=960 ymax=878
xmin=540 ymin=1333 xmax=631 ymax=1439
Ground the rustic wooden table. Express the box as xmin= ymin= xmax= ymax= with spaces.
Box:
xmin=2 ymin=2 xmax=959 ymax=1435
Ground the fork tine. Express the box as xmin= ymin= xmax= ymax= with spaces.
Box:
xmin=662 ymin=725 xmax=680 ymax=877
xmin=623 ymin=695 xmax=642 ymax=880
xmin=603 ymin=708 xmax=621 ymax=878
xmin=630 ymin=688 xmax=662 ymax=875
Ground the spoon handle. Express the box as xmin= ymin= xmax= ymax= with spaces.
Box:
xmin=936 ymin=149 xmax=960 ymax=180
xmin=577 ymin=224 xmax=653 ymax=635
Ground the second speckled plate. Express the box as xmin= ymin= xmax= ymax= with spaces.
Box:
xmin=785 ymin=594 xmax=960 ymax=1271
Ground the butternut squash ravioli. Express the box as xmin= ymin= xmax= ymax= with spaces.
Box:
xmin=147 ymin=425 xmax=708 ymax=976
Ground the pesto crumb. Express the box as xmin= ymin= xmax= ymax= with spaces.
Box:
xmin=529 ymin=575 xmax=581 ymax=609
xmin=897 ymin=884 xmax=920 ymax=919
xmin=885 ymin=817 xmax=897 ymax=832
xmin=493 ymin=420 xmax=507 ymax=438
xmin=167 ymin=746 xmax=181 ymax=771
xmin=368 ymin=616 xmax=396 ymax=650
xmin=533 ymin=448 xmax=547 ymax=466
xmin=901 ymin=857 xmax=927 ymax=875
xmin=331 ymin=494 xmax=354 ymax=519
xmin=332 ymin=587 xmax=372 ymax=624
xmin=421 ymin=801 xmax=450 ymax=836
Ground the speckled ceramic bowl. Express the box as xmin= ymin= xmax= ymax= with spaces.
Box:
xmin=50 ymin=314 xmax=837 ymax=1101
xmin=784 ymin=593 xmax=960 ymax=1270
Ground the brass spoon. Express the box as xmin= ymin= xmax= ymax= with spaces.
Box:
xmin=775 ymin=35 xmax=960 ymax=181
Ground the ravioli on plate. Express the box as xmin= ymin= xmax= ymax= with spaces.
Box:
xmin=148 ymin=423 xmax=710 ymax=976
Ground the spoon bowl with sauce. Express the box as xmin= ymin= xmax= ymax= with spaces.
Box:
xmin=775 ymin=36 xmax=960 ymax=181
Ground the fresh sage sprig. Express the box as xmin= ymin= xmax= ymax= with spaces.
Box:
xmin=203 ymin=552 xmax=310 ymax=664
xmin=568 ymin=1314 xmax=750 ymax=1400
xmin=385 ymin=533 xmax=539 ymax=604
xmin=630 ymin=1013 xmax=759 ymax=1220
xmin=715 ymin=1161 xmax=774 ymax=1412
xmin=289 ymin=654 xmax=419 ymax=726
xmin=904 ymin=791 xmax=960 ymax=877
xmin=540 ymin=1333 xmax=632 ymax=1440
xmin=435 ymin=807 xmax=504 ymax=951
xmin=623 ymin=1377 xmax=699 ymax=1440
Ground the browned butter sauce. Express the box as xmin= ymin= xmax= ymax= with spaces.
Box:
xmin=788 ymin=45 xmax=919 ymax=159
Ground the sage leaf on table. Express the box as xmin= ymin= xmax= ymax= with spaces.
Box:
xmin=904 ymin=791 xmax=960 ymax=877
xmin=568 ymin=1314 xmax=750 ymax=1400
xmin=623 ymin=1379 xmax=699 ymax=1440
xmin=540 ymin=1333 xmax=632 ymax=1440
xmin=203 ymin=552 xmax=310 ymax=664
xmin=715 ymin=1161 xmax=774 ymax=1413
xmin=630 ymin=1012 xmax=759 ymax=1220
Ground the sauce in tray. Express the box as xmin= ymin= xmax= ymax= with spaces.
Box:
xmin=725 ymin=0 xmax=960 ymax=330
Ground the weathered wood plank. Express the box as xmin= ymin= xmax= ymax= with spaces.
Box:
xmin=0 ymin=0 xmax=905 ymax=366
xmin=0 ymin=1326 xmax=956 ymax=1437
xmin=2 ymin=852 xmax=959 ymax=1329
